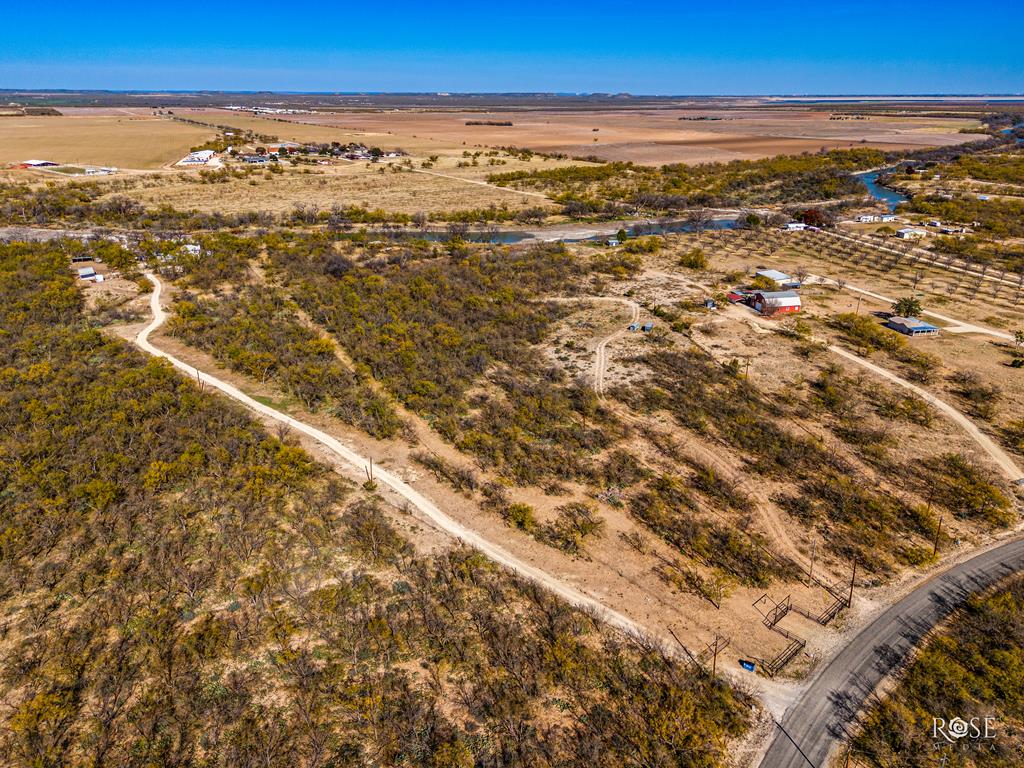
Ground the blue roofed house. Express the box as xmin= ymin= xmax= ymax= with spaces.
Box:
xmin=886 ymin=316 xmax=940 ymax=336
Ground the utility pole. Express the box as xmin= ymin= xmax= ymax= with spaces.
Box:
xmin=808 ymin=538 xmax=817 ymax=583
xmin=855 ymin=294 xmax=863 ymax=315
xmin=932 ymin=512 xmax=944 ymax=559
xmin=847 ymin=558 xmax=858 ymax=607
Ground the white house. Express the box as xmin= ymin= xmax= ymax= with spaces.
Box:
xmin=856 ymin=214 xmax=880 ymax=223
xmin=178 ymin=150 xmax=216 ymax=165
xmin=880 ymin=214 xmax=899 ymax=223
xmin=896 ymin=228 xmax=928 ymax=240
xmin=783 ymin=222 xmax=807 ymax=231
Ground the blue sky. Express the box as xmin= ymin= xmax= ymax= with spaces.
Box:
xmin=3 ymin=0 xmax=1021 ymax=94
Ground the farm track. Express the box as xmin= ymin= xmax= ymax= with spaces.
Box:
xmin=134 ymin=272 xmax=652 ymax=642
xmin=829 ymin=345 xmax=1024 ymax=483
xmin=412 ymin=167 xmax=551 ymax=200
xmin=546 ymin=296 xmax=640 ymax=395
xmin=805 ymin=273 xmax=1015 ymax=340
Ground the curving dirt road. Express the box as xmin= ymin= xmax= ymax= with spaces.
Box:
xmin=135 ymin=272 xmax=649 ymax=640
xmin=757 ymin=536 xmax=1024 ymax=768
xmin=413 ymin=167 xmax=551 ymax=200
xmin=829 ymin=346 xmax=1024 ymax=483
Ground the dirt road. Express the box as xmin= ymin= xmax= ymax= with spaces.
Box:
xmin=135 ymin=272 xmax=651 ymax=640
xmin=412 ymin=167 xmax=551 ymax=200
xmin=593 ymin=299 xmax=640 ymax=395
xmin=547 ymin=296 xmax=641 ymax=395
xmin=806 ymin=273 xmax=1015 ymax=341
xmin=829 ymin=346 xmax=1024 ymax=483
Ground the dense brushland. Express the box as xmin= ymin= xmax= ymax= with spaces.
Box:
xmin=852 ymin=576 xmax=1024 ymax=767
xmin=617 ymin=350 xmax=1011 ymax=575
xmin=487 ymin=148 xmax=891 ymax=212
xmin=264 ymin=234 xmax=630 ymax=486
xmin=169 ymin=285 xmax=403 ymax=438
xmin=938 ymin=147 xmax=1024 ymax=184
xmin=157 ymin=229 xmax=1016 ymax=585
xmin=0 ymin=240 xmax=754 ymax=767
xmin=887 ymin=145 xmax=1024 ymax=271
xmin=0 ymin=176 xmax=538 ymax=231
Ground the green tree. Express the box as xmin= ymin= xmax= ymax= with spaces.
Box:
xmin=891 ymin=296 xmax=923 ymax=317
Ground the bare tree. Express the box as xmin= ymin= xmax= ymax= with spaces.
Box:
xmin=686 ymin=207 xmax=714 ymax=232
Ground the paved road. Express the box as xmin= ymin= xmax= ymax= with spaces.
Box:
xmin=758 ymin=537 xmax=1024 ymax=768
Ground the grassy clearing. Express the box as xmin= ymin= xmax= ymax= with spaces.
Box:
xmin=0 ymin=115 xmax=213 ymax=168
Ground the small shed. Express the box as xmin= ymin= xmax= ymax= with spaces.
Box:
xmin=641 ymin=322 xmax=654 ymax=332
xmin=886 ymin=316 xmax=939 ymax=336
xmin=77 ymin=267 xmax=96 ymax=279
xmin=783 ymin=222 xmax=807 ymax=231
xmin=628 ymin=322 xmax=639 ymax=331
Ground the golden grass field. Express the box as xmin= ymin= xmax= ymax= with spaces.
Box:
xmin=0 ymin=115 xmax=215 ymax=169
xmin=0 ymin=106 xmax=982 ymax=217
xmin=105 ymin=164 xmax=555 ymax=216
xmin=255 ymin=107 xmax=982 ymax=165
